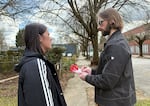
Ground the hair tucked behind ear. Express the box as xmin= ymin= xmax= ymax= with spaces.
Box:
xmin=24 ymin=23 xmax=47 ymax=54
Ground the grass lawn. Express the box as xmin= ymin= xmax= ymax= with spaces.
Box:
xmin=0 ymin=78 xmax=18 ymax=106
xmin=0 ymin=96 xmax=17 ymax=106
xmin=135 ymin=89 xmax=150 ymax=106
xmin=136 ymin=100 xmax=150 ymax=106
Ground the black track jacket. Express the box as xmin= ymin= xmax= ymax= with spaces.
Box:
xmin=15 ymin=49 xmax=67 ymax=106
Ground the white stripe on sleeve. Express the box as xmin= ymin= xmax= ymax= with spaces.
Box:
xmin=37 ymin=58 xmax=54 ymax=106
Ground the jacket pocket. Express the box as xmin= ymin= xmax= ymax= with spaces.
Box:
xmin=123 ymin=60 xmax=132 ymax=78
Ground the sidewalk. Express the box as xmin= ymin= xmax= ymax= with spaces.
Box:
xmin=132 ymin=55 xmax=150 ymax=59
xmin=64 ymin=55 xmax=95 ymax=106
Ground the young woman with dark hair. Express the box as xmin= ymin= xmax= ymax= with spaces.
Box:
xmin=15 ymin=23 xmax=67 ymax=106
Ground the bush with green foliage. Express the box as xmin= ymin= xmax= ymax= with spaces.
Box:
xmin=0 ymin=50 xmax=22 ymax=73
xmin=61 ymin=55 xmax=76 ymax=71
xmin=0 ymin=47 xmax=76 ymax=74
xmin=47 ymin=47 xmax=65 ymax=64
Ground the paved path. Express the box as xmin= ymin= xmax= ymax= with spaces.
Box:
xmin=132 ymin=57 xmax=150 ymax=97
xmin=64 ymin=55 xmax=94 ymax=106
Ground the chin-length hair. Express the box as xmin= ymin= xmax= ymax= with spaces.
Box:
xmin=24 ymin=23 xmax=47 ymax=55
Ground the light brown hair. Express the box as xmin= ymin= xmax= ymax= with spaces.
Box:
xmin=98 ymin=8 xmax=123 ymax=31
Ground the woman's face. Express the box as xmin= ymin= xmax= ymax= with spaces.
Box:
xmin=39 ymin=29 xmax=52 ymax=53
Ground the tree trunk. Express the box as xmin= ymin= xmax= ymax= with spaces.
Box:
xmin=139 ymin=42 xmax=143 ymax=57
xmin=91 ymin=34 xmax=99 ymax=65
xmin=86 ymin=47 xmax=89 ymax=59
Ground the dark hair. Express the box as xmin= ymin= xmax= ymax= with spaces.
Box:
xmin=98 ymin=8 xmax=123 ymax=31
xmin=24 ymin=23 xmax=47 ymax=54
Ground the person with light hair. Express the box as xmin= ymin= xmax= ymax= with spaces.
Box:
xmin=79 ymin=8 xmax=136 ymax=106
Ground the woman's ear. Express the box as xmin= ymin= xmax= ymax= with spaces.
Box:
xmin=38 ymin=34 xmax=42 ymax=43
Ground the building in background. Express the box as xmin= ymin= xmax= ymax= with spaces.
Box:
xmin=124 ymin=23 xmax=150 ymax=55
xmin=52 ymin=43 xmax=79 ymax=56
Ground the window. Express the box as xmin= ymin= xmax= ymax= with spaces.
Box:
xmin=135 ymin=46 xmax=139 ymax=54
xmin=130 ymin=46 xmax=134 ymax=53
xmin=143 ymin=44 xmax=148 ymax=53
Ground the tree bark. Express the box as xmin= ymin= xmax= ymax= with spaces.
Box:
xmin=139 ymin=42 xmax=143 ymax=57
xmin=91 ymin=33 xmax=99 ymax=65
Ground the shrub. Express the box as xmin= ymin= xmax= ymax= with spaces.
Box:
xmin=0 ymin=50 xmax=22 ymax=73
xmin=61 ymin=56 xmax=76 ymax=71
xmin=47 ymin=47 xmax=65 ymax=64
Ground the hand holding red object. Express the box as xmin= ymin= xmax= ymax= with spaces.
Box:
xmin=70 ymin=64 xmax=81 ymax=74
xmin=80 ymin=66 xmax=92 ymax=75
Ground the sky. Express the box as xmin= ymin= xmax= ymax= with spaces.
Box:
xmin=0 ymin=0 xmax=149 ymax=47
xmin=0 ymin=15 xmax=61 ymax=46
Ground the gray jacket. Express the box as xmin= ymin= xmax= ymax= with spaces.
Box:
xmin=85 ymin=30 xmax=136 ymax=106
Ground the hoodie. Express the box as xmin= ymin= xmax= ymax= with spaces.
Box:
xmin=15 ymin=49 xmax=67 ymax=106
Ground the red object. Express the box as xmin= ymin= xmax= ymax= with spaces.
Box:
xmin=70 ymin=64 xmax=78 ymax=72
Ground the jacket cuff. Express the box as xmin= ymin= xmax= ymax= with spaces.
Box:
xmin=85 ymin=75 xmax=91 ymax=83
xmin=91 ymin=69 xmax=96 ymax=75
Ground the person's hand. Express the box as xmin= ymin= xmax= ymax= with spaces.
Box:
xmin=79 ymin=72 xmax=88 ymax=81
xmin=80 ymin=66 xmax=92 ymax=75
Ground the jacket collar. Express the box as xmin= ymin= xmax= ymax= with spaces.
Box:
xmin=14 ymin=48 xmax=46 ymax=73
xmin=23 ymin=48 xmax=43 ymax=58
xmin=104 ymin=30 xmax=123 ymax=47
xmin=107 ymin=30 xmax=121 ymax=42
